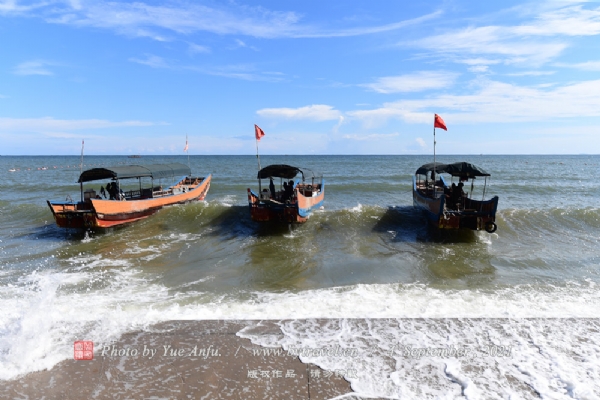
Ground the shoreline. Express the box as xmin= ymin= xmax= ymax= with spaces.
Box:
xmin=0 ymin=320 xmax=356 ymax=400
xmin=3 ymin=318 xmax=600 ymax=399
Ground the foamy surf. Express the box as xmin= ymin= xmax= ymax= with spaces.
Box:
xmin=239 ymin=318 xmax=600 ymax=399
xmin=1 ymin=264 xmax=599 ymax=381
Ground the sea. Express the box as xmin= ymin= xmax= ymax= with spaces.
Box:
xmin=1 ymin=154 xmax=599 ymax=399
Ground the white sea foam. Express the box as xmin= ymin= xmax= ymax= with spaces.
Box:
xmin=239 ymin=318 xmax=600 ymax=399
xmin=1 ymin=266 xmax=600 ymax=389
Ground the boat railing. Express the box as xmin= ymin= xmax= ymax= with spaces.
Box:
xmin=298 ymin=183 xmax=321 ymax=197
xmin=123 ymin=189 xmax=142 ymax=199
xmin=182 ymin=177 xmax=201 ymax=185
xmin=118 ymin=186 xmax=173 ymax=200
xmin=152 ymin=188 xmax=173 ymax=197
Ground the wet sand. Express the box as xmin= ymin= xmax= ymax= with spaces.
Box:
xmin=1 ymin=320 xmax=359 ymax=400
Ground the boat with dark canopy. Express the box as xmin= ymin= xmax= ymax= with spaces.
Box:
xmin=247 ymin=164 xmax=324 ymax=223
xmin=47 ymin=162 xmax=211 ymax=229
xmin=412 ymin=161 xmax=499 ymax=232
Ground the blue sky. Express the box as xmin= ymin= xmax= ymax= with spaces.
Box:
xmin=1 ymin=0 xmax=600 ymax=155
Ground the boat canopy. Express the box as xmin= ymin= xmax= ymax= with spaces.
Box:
xmin=78 ymin=163 xmax=191 ymax=183
xmin=415 ymin=162 xmax=490 ymax=177
xmin=257 ymin=164 xmax=311 ymax=180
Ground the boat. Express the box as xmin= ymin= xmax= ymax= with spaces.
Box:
xmin=247 ymin=164 xmax=324 ymax=223
xmin=47 ymin=163 xmax=211 ymax=229
xmin=412 ymin=161 xmax=499 ymax=233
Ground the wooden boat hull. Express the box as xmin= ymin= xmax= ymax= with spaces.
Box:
xmin=48 ymin=175 xmax=211 ymax=229
xmin=247 ymin=183 xmax=324 ymax=223
xmin=412 ymin=176 xmax=498 ymax=232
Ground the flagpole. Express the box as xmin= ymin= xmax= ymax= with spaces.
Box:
xmin=256 ymin=138 xmax=261 ymax=171
xmin=80 ymin=139 xmax=84 ymax=202
xmin=256 ymin=137 xmax=262 ymax=194
xmin=433 ymin=115 xmax=436 ymax=187
xmin=185 ymin=134 xmax=190 ymax=172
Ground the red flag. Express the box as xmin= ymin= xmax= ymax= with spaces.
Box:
xmin=255 ymin=124 xmax=265 ymax=141
xmin=434 ymin=114 xmax=447 ymax=131
xmin=183 ymin=138 xmax=188 ymax=152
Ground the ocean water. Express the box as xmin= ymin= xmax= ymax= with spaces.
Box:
xmin=1 ymin=154 xmax=599 ymax=398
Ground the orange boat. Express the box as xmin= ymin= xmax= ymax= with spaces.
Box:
xmin=47 ymin=163 xmax=211 ymax=229
xmin=247 ymin=164 xmax=324 ymax=223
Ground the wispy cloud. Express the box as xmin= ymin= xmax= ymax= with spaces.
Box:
xmin=3 ymin=1 xmax=440 ymax=40
xmin=506 ymin=70 xmax=556 ymax=76
xmin=361 ymin=71 xmax=458 ymax=94
xmin=347 ymin=78 xmax=600 ymax=127
xmin=415 ymin=138 xmax=427 ymax=148
xmin=414 ymin=25 xmax=568 ymax=66
xmin=0 ymin=117 xmax=162 ymax=131
xmin=257 ymin=104 xmax=342 ymax=121
xmin=12 ymin=60 xmax=56 ymax=76
xmin=129 ymin=54 xmax=170 ymax=68
xmin=556 ymin=60 xmax=600 ymax=71
xmin=128 ymin=54 xmax=285 ymax=81
xmin=187 ymin=42 xmax=210 ymax=54
xmin=232 ymin=38 xmax=258 ymax=51
xmin=411 ymin=3 xmax=600 ymax=67
xmin=187 ymin=64 xmax=286 ymax=82
xmin=343 ymin=132 xmax=399 ymax=141
xmin=468 ymin=65 xmax=489 ymax=73
xmin=288 ymin=10 xmax=442 ymax=38
xmin=513 ymin=4 xmax=600 ymax=37
xmin=0 ymin=0 xmax=47 ymax=15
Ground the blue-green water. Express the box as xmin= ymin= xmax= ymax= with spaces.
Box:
xmin=1 ymin=154 xmax=599 ymax=397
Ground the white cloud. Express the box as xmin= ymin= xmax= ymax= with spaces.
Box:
xmin=127 ymin=54 xmax=283 ymax=81
xmin=257 ymin=105 xmax=342 ymax=121
xmin=129 ymin=54 xmax=170 ymax=68
xmin=343 ymin=132 xmax=399 ymax=141
xmin=12 ymin=60 xmax=55 ymax=76
xmin=333 ymin=116 xmax=345 ymax=133
xmin=414 ymin=26 xmax=568 ymax=66
xmin=460 ymin=58 xmax=502 ymax=66
xmin=6 ymin=1 xmax=440 ymax=40
xmin=347 ymin=78 xmax=600 ymax=127
xmin=415 ymin=138 xmax=427 ymax=148
xmin=410 ymin=4 xmax=600 ymax=67
xmin=468 ymin=65 xmax=489 ymax=73
xmin=557 ymin=60 xmax=600 ymax=71
xmin=0 ymin=0 xmax=46 ymax=15
xmin=361 ymin=71 xmax=458 ymax=94
xmin=187 ymin=42 xmax=210 ymax=54
xmin=514 ymin=4 xmax=600 ymax=37
xmin=506 ymin=70 xmax=556 ymax=76
xmin=0 ymin=117 xmax=162 ymax=131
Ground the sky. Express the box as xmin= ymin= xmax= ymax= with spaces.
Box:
xmin=1 ymin=0 xmax=600 ymax=155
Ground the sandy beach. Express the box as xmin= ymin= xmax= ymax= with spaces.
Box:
xmin=3 ymin=318 xmax=600 ymax=399
xmin=1 ymin=320 xmax=356 ymax=400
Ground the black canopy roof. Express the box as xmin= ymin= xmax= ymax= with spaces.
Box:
xmin=415 ymin=162 xmax=490 ymax=177
xmin=257 ymin=165 xmax=302 ymax=180
xmin=78 ymin=163 xmax=191 ymax=183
